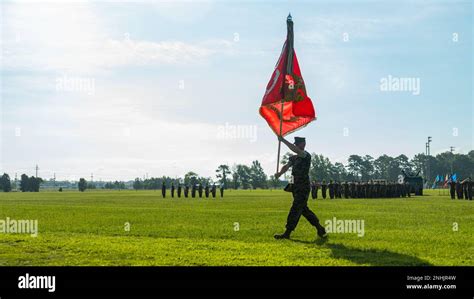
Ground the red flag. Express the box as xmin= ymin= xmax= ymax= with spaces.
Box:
xmin=259 ymin=15 xmax=316 ymax=137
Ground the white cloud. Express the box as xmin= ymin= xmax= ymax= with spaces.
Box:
xmin=296 ymin=3 xmax=447 ymax=47
xmin=2 ymin=74 xmax=268 ymax=179
xmin=1 ymin=1 xmax=233 ymax=73
xmin=150 ymin=0 xmax=214 ymax=24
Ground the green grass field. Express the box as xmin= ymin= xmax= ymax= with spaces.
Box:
xmin=0 ymin=189 xmax=472 ymax=266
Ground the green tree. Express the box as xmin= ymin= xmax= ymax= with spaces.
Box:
xmin=78 ymin=178 xmax=87 ymax=192
xmin=184 ymin=172 xmax=199 ymax=186
xmin=347 ymin=155 xmax=363 ymax=180
xmin=200 ymin=177 xmax=212 ymax=186
xmin=113 ymin=181 xmax=125 ymax=190
xmin=268 ymin=175 xmax=281 ymax=189
xmin=215 ymin=165 xmax=231 ymax=188
xmin=468 ymin=150 xmax=474 ymax=161
xmin=231 ymin=165 xmax=240 ymax=189
xmin=360 ymin=155 xmax=375 ymax=180
xmin=133 ymin=178 xmax=143 ymax=190
xmin=331 ymin=162 xmax=348 ymax=181
xmin=0 ymin=173 xmax=12 ymax=192
xmin=374 ymin=155 xmax=393 ymax=178
xmin=18 ymin=174 xmax=42 ymax=192
xmin=435 ymin=152 xmax=455 ymax=175
xmin=20 ymin=174 xmax=29 ymax=192
xmin=234 ymin=164 xmax=252 ymax=189
xmin=452 ymin=153 xmax=474 ymax=179
xmin=250 ymin=160 xmax=267 ymax=189
xmin=411 ymin=154 xmax=427 ymax=176
xmin=395 ymin=154 xmax=413 ymax=173
xmin=310 ymin=154 xmax=333 ymax=181
xmin=280 ymin=152 xmax=292 ymax=165
xmin=30 ymin=177 xmax=42 ymax=192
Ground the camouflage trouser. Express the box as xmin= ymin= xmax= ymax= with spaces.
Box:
xmin=450 ymin=189 xmax=455 ymax=199
xmin=286 ymin=184 xmax=322 ymax=232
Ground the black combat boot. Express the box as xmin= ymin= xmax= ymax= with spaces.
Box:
xmin=274 ymin=230 xmax=291 ymax=240
xmin=316 ymin=225 xmax=327 ymax=238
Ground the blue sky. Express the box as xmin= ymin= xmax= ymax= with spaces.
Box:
xmin=1 ymin=0 xmax=472 ymax=181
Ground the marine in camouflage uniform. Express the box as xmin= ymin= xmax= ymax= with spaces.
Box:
xmin=456 ymin=182 xmax=463 ymax=199
xmin=343 ymin=181 xmax=349 ymax=199
xmin=328 ymin=180 xmax=335 ymax=199
xmin=350 ymin=182 xmax=356 ymax=198
xmin=462 ymin=179 xmax=469 ymax=200
xmin=395 ymin=183 xmax=401 ymax=198
xmin=161 ymin=181 xmax=166 ymax=198
xmin=405 ymin=182 xmax=411 ymax=198
xmin=400 ymin=182 xmax=406 ymax=198
xmin=311 ymin=181 xmax=317 ymax=199
xmin=220 ymin=183 xmax=224 ymax=198
xmin=321 ymin=180 xmax=327 ymax=199
xmin=355 ymin=182 xmax=361 ymax=198
xmin=366 ymin=181 xmax=371 ymax=198
xmin=177 ymin=183 xmax=182 ymax=198
xmin=335 ymin=181 xmax=342 ymax=198
xmin=468 ymin=179 xmax=473 ymax=201
xmin=274 ymin=136 xmax=327 ymax=240
xmin=375 ymin=181 xmax=380 ymax=198
xmin=361 ymin=182 xmax=367 ymax=198
xmin=171 ymin=183 xmax=175 ymax=198
xmin=184 ymin=184 xmax=189 ymax=198
xmin=211 ymin=184 xmax=217 ymax=198
xmin=448 ymin=180 xmax=456 ymax=199
xmin=381 ymin=182 xmax=387 ymax=198
xmin=198 ymin=183 xmax=203 ymax=198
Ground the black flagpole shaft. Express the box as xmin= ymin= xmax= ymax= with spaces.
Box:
xmin=276 ymin=14 xmax=293 ymax=174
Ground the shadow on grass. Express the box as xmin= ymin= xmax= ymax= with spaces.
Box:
xmin=289 ymin=239 xmax=432 ymax=266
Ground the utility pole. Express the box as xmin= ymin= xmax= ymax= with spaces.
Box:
xmin=425 ymin=137 xmax=432 ymax=188
xmin=450 ymin=146 xmax=455 ymax=175
xmin=35 ymin=164 xmax=39 ymax=177
xmin=427 ymin=136 xmax=432 ymax=156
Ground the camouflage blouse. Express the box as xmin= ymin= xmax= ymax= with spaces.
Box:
xmin=289 ymin=151 xmax=311 ymax=185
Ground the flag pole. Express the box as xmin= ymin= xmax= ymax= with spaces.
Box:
xmin=276 ymin=101 xmax=284 ymax=174
xmin=276 ymin=13 xmax=293 ymax=174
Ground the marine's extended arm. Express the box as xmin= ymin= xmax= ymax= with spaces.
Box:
xmin=275 ymin=162 xmax=292 ymax=179
xmin=278 ymin=136 xmax=306 ymax=157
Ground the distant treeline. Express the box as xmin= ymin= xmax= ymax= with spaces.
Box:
xmin=1 ymin=151 xmax=472 ymax=192
xmin=0 ymin=174 xmax=42 ymax=192
xmin=131 ymin=161 xmax=271 ymax=191
xmin=303 ymin=151 xmax=473 ymax=183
